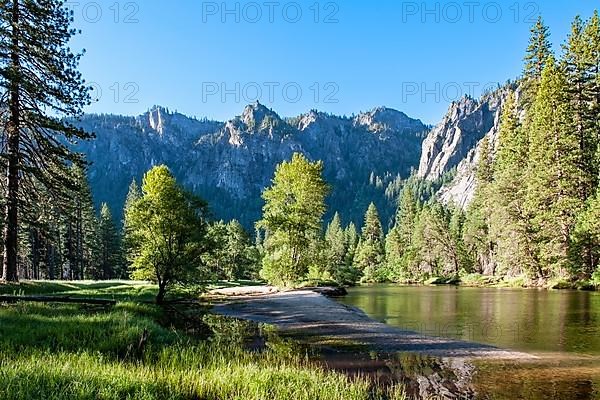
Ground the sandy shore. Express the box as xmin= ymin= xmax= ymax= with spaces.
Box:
xmin=211 ymin=289 xmax=535 ymax=359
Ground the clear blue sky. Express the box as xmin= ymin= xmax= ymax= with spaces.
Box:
xmin=70 ymin=1 xmax=598 ymax=124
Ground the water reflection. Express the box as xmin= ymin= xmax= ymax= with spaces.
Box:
xmin=473 ymin=358 xmax=600 ymax=399
xmin=337 ymin=285 xmax=600 ymax=355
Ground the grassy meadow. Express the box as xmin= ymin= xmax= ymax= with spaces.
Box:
xmin=0 ymin=281 xmax=405 ymax=400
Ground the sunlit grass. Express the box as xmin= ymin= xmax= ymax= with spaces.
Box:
xmin=0 ymin=280 xmax=405 ymax=400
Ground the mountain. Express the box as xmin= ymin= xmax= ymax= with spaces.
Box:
xmin=75 ymin=103 xmax=428 ymax=229
xmin=417 ymin=86 xmax=515 ymax=207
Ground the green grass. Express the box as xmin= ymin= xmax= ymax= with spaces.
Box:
xmin=0 ymin=280 xmax=159 ymax=301
xmin=0 ymin=280 xmax=405 ymax=400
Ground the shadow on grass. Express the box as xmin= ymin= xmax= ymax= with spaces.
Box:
xmin=0 ymin=280 xmax=159 ymax=302
xmin=0 ymin=301 xmax=176 ymax=358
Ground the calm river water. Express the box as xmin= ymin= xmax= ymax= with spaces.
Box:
xmin=337 ymin=285 xmax=600 ymax=399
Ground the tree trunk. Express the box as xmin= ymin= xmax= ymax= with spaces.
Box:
xmin=156 ymin=282 xmax=167 ymax=304
xmin=2 ymin=0 xmax=20 ymax=283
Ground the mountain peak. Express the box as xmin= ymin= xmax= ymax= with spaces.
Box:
xmin=240 ymin=101 xmax=282 ymax=130
xmin=354 ymin=106 xmax=423 ymax=133
xmin=146 ymin=106 xmax=170 ymax=134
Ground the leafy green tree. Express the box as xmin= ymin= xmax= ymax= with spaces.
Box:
xmin=206 ymin=220 xmax=259 ymax=281
xmin=126 ymin=165 xmax=209 ymax=303
xmin=411 ymin=202 xmax=463 ymax=278
xmin=354 ymin=203 xmax=385 ymax=282
xmin=257 ymin=153 xmax=329 ymax=286
xmin=0 ymin=0 xmax=92 ymax=281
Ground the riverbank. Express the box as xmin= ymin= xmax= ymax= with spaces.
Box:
xmin=211 ymin=289 xmax=534 ymax=359
xmin=395 ymin=273 xmax=600 ymax=291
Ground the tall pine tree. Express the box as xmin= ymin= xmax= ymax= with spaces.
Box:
xmin=525 ymin=57 xmax=584 ymax=278
xmin=0 ymin=0 xmax=92 ymax=281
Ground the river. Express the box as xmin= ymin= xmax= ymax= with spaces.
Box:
xmin=337 ymin=284 xmax=600 ymax=399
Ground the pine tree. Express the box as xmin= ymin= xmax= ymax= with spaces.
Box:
xmin=487 ymin=90 xmax=542 ymax=277
xmin=386 ymin=187 xmax=419 ymax=280
xmin=97 ymin=203 xmax=123 ymax=279
xmin=563 ymin=13 xmax=600 ymax=277
xmin=122 ymin=179 xmax=141 ymax=259
xmin=354 ymin=203 xmax=385 ymax=282
xmin=525 ymin=57 xmax=584 ymax=278
xmin=204 ymin=221 xmax=229 ymax=280
xmin=524 ymin=16 xmax=553 ymax=80
xmin=65 ymin=165 xmax=99 ymax=280
xmin=449 ymin=204 xmax=470 ymax=272
xmin=464 ymin=136 xmax=497 ymax=274
xmin=0 ymin=0 xmax=92 ymax=281
xmin=324 ymin=212 xmax=347 ymax=279
xmin=344 ymin=222 xmax=359 ymax=267
xmin=563 ymin=15 xmax=598 ymax=197
xmin=583 ymin=12 xmax=600 ymax=174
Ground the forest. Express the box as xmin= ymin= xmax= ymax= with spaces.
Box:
xmin=3 ymin=13 xmax=600 ymax=297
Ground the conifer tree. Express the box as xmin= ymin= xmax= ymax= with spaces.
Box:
xmin=562 ymin=13 xmax=600 ymax=276
xmin=205 ymin=220 xmax=259 ymax=281
xmin=122 ymin=179 xmax=141 ymax=258
xmin=463 ymin=136 xmax=497 ymax=274
xmin=354 ymin=203 xmax=385 ymax=282
xmin=344 ymin=222 xmax=359 ymax=268
xmin=0 ymin=0 xmax=92 ymax=281
xmin=97 ymin=203 xmax=122 ymax=279
xmin=324 ymin=212 xmax=348 ymax=278
xmin=525 ymin=57 xmax=584 ymax=278
xmin=524 ymin=16 xmax=553 ymax=80
xmin=563 ymin=15 xmax=598 ymax=197
xmin=386 ymin=187 xmax=419 ymax=280
xmin=65 ymin=165 xmax=99 ymax=280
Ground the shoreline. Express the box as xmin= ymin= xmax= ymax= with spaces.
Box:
xmin=211 ymin=289 xmax=535 ymax=360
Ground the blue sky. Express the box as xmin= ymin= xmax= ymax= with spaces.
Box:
xmin=70 ymin=1 xmax=598 ymax=124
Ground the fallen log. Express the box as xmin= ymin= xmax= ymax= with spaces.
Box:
xmin=0 ymin=295 xmax=116 ymax=305
xmin=304 ymin=286 xmax=348 ymax=297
